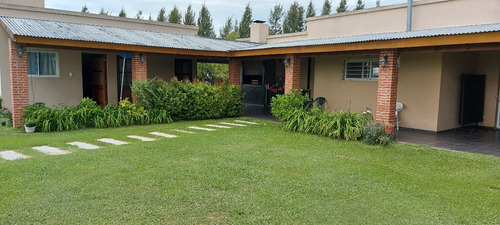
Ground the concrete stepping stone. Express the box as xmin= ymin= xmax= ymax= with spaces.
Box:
xmin=67 ymin=142 xmax=101 ymax=150
xmin=171 ymin=129 xmax=196 ymax=134
xmin=205 ymin=124 xmax=232 ymax=129
xmin=97 ymin=138 xmax=129 ymax=145
xmin=149 ymin=132 xmax=178 ymax=138
xmin=0 ymin=150 xmax=30 ymax=160
xmin=219 ymin=122 xmax=246 ymax=127
xmin=127 ymin=135 xmax=157 ymax=142
xmin=32 ymin=146 xmax=70 ymax=155
xmin=234 ymin=120 xmax=259 ymax=125
xmin=188 ymin=126 xmax=216 ymax=131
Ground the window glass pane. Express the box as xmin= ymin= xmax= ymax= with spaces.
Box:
xmin=372 ymin=61 xmax=379 ymax=78
xmin=27 ymin=52 xmax=38 ymax=75
xmin=39 ymin=52 xmax=57 ymax=76
xmin=345 ymin=61 xmax=364 ymax=79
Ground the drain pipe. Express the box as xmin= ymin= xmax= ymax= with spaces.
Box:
xmin=407 ymin=0 xmax=413 ymax=31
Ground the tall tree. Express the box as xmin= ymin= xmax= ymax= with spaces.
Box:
xmin=118 ymin=7 xmax=127 ymax=17
xmin=81 ymin=4 xmax=89 ymax=13
xmin=220 ymin=17 xmax=234 ymax=39
xmin=184 ymin=4 xmax=196 ymax=25
xmin=197 ymin=3 xmax=216 ymax=38
xmin=376 ymin=0 xmax=381 ymax=7
xmin=283 ymin=1 xmax=305 ymax=34
xmin=268 ymin=4 xmax=284 ymax=35
xmin=355 ymin=0 xmax=365 ymax=10
xmin=336 ymin=0 xmax=348 ymax=13
xmin=148 ymin=14 xmax=152 ymax=20
xmin=306 ymin=0 xmax=316 ymax=18
xmin=99 ymin=7 xmax=109 ymax=15
xmin=239 ymin=3 xmax=253 ymax=38
xmin=157 ymin=7 xmax=166 ymax=22
xmin=229 ymin=19 xmax=240 ymax=40
xmin=321 ymin=0 xmax=331 ymax=15
xmin=168 ymin=6 xmax=182 ymax=24
xmin=136 ymin=10 xmax=143 ymax=19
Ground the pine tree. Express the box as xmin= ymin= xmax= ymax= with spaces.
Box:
xmin=239 ymin=3 xmax=252 ymax=39
xmin=321 ymin=0 xmax=331 ymax=15
xmin=168 ymin=6 xmax=182 ymax=24
xmin=197 ymin=4 xmax=216 ymax=38
xmin=184 ymin=4 xmax=196 ymax=25
xmin=283 ymin=1 xmax=305 ymax=34
xmin=229 ymin=19 xmax=240 ymax=40
xmin=220 ymin=17 xmax=233 ymax=39
xmin=336 ymin=0 xmax=348 ymax=13
xmin=118 ymin=7 xmax=126 ymax=18
xmin=306 ymin=0 xmax=316 ymax=18
xmin=148 ymin=14 xmax=152 ymax=20
xmin=376 ymin=0 xmax=381 ymax=7
xmin=99 ymin=7 xmax=109 ymax=15
xmin=355 ymin=0 xmax=365 ymax=10
xmin=81 ymin=4 xmax=89 ymax=13
xmin=136 ymin=10 xmax=143 ymax=19
xmin=157 ymin=7 xmax=166 ymax=22
xmin=268 ymin=4 xmax=284 ymax=35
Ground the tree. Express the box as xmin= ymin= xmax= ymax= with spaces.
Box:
xmin=355 ymin=0 xmax=365 ymax=10
xmin=306 ymin=0 xmax=316 ymax=18
xmin=239 ymin=3 xmax=252 ymax=38
xmin=81 ymin=4 xmax=89 ymax=13
xmin=376 ymin=0 xmax=381 ymax=7
xmin=197 ymin=3 xmax=216 ymax=38
xmin=168 ymin=6 xmax=182 ymax=24
xmin=229 ymin=19 xmax=240 ymax=40
xmin=157 ymin=7 xmax=166 ymax=22
xmin=283 ymin=1 xmax=305 ymax=34
xmin=197 ymin=62 xmax=229 ymax=84
xmin=148 ymin=14 xmax=152 ymax=20
xmin=336 ymin=0 xmax=348 ymax=13
xmin=99 ymin=8 xmax=109 ymax=15
xmin=268 ymin=4 xmax=284 ymax=35
xmin=184 ymin=4 xmax=196 ymax=25
xmin=220 ymin=17 xmax=233 ymax=39
xmin=136 ymin=10 xmax=143 ymax=19
xmin=321 ymin=0 xmax=331 ymax=15
xmin=118 ymin=7 xmax=126 ymax=17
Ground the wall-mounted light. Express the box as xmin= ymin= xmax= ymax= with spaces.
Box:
xmin=140 ymin=53 xmax=145 ymax=63
xmin=283 ymin=57 xmax=291 ymax=67
xmin=397 ymin=56 xmax=401 ymax=68
xmin=17 ymin=45 xmax=23 ymax=58
xmin=380 ymin=55 xmax=389 ymax=67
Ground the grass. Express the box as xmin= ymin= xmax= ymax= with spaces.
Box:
xmin=0 ymin=117 xmax=499 ymax=224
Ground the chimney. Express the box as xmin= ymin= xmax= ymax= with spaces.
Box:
xmin=250 ymin=20 xmax=269 ymax=43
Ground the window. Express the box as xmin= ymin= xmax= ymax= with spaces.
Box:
xmin=27 ymin=51 xmax=59 ymax=77
xmin=343 ymin=58 xmax=379 ymax=80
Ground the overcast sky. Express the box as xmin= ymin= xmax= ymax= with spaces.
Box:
xmin=45 ymin=0 xmax=408 ymax=33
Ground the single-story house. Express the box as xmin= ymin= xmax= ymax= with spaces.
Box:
xmin=1 ymin=0 xmax=500 ymax=133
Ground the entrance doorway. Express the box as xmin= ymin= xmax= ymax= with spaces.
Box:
xmin=82 ymin=53 xmax=107 ymax=106
xmin=117 ymin=54 xmax=132 ymax=101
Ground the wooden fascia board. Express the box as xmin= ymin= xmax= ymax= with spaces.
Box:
xmin=15 ymin=36 xmax=230 ymax=57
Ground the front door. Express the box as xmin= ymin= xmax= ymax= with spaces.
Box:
xmin=82 ymin=54 xmax=107 ymax=106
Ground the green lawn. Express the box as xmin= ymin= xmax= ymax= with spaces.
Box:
xmin=0 ymin=118 xmax=499 ymax=224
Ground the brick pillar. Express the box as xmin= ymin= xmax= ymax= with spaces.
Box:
xmin=376 ymin=49 xmax=399 ymax=130
xmin=132 ymin=53 xmax=147 ymax=81
xmin=9 ymin=40 xmax=29 ymax=127
xmin=228 ymin=59 xmax=241 ymax=86
xmin=284 ymin=54 xmax=301 ymax=94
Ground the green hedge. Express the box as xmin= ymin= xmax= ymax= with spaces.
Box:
xmin=131 ymin=78 xmax=244 ymax=121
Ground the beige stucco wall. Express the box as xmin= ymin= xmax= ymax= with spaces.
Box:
xmin=477 ymin=51 xmax=500 ymax=128
xmin=0 ymin=0 xmax=43 ymax=7
xmin=0 ymin=25 xmax=10 ymax=109
xmin=147 ymin=54 xmax=176 ymax=81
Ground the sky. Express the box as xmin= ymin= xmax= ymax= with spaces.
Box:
xmin=45 ymin=0 xmax=409 ymax=34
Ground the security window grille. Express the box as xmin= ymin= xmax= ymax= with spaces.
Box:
xmin=343 ymin=58 xmax=379 ymax=80
xmin=27 ymin=51 xmax=59 ymax=77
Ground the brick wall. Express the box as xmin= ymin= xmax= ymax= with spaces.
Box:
xmin=284 ymin=54 xmax=301 ymax=94
xmin=9 ymin=40 xmax=29 ymax=127
xmin=375 ymin=49 xmax=399 ymax=126
xmin=228 ymin=59 xmax=241 ymax=86
xmin=132 ymin=53 xmax=147 ymax=81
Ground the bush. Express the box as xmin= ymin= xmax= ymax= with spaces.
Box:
xmin=270 ymin=89 xmax=309 ymax=121
xmin=360 ymin=122 xmax=393 ymax=146
xmin=131 ymin=78 xmax=244 ymax=121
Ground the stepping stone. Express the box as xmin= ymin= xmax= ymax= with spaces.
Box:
xmin=97 ymin=138 xmax=129 ymax=145
xmin=171 ymin=129 xmax=196 ymax=134
xmin=188 ymin=126 xmax=216 ymax=131
xmin=67 ymin=142 xmax=101 ymax=150
xmin=32 ymin=146 xmax=70 ymax=155
xmin=149 ymin=132 xmax=178 ymax=138
xmin=127 ymin=135 xmax=157 ymax=142
xmin=234 ymin=120 xmax=259 ymax=125
xmin=0 ymin=150 xmax=29 ymax=160
xmin=219 ymin=122 xmax=246 ymax=127
xmin=205 ymin=124 xmax=232 ymax=129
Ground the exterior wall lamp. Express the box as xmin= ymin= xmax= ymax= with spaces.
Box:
xmin=140 ymin=53 xmax=145 ymax=63
xmin=380 ymin=55 xmax=389 ymax=67
xmin=17 ymin=45 xmax=23 ymax=58
xmin=283 ymin=57 xmax=291 ymax=67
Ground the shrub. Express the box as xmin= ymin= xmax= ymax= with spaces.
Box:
xmin=360 ymin=122 xmax=393 ymax=146
xmin=270 ymin=89 xmax=309 ymax=121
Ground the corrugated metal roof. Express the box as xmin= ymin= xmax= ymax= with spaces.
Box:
xmin=0 ymin=16 xmax=260 ymax=52
xmin=247 ymin=23 xmax=500 ymax=51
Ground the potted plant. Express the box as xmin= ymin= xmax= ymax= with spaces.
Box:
xmin=24 ymin=118 xmax=36 ymax=133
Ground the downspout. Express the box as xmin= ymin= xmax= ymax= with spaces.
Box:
xmin=407 ymin=0 xmax=413 ymax=31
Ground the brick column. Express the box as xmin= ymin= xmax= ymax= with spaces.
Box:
xmin=284 ymin=54 xmax=301 ymax=94
xmin=376 ymin=49 xmax=399 ymax=131
xmin=228 ymin=59 xmax=241 ymax=86
xmin=9 ymin=40 xmax=29 ymax=127
xmin=132 ymin=53 xmax=147 ymax=81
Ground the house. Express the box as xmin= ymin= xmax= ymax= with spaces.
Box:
xmin=1 ymin=0 xmax=499 ymax=133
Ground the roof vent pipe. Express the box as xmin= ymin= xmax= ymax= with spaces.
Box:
xmin=407 ymin=0 xmax=413 ymax=31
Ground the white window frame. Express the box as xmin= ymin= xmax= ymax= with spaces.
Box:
xmin=343 ymin=58 xmax=379 ymax=81
xmin=27 ymin=50 xmax=60 ymax=78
